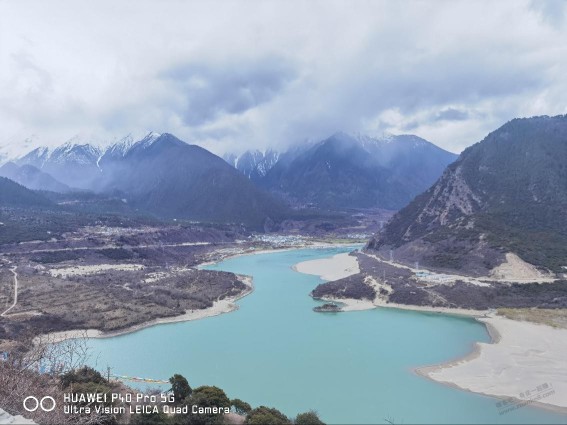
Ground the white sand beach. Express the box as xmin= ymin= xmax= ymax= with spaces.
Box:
xmin=417 ymin=316 xmax=567 ymax=412
xmin=199 ymin=242 xmax=362 ymax=268
xmin=293 ymin=252 xmax=360 ymax=281
xmin=293 ymin=251 xmax=376 ymax=312
xmin=333 ymin=298 xmax=376 ymax=311
xmin=293 ymin=251 xmax=567 ymax=412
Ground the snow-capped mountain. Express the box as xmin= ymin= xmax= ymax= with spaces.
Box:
xmin=17 ymin=138 xmax=103 ymax=189
xmin=17 ymin=134 xmax=104 ymax=168
xmin=257 ymin=131 xmax=458 ymax=210
xmin=95 ymin=132 xmax=286 ymax=228
xmin=342 ymin=132 xmax=432 ymax=159
xmin=11 ymin=132 xmax=164 ymax=189
xmin=6 ymin=131 xmax=286 ymax=227
xmin=221 ymin=132 xmax=456 ymax=210
xmin=223 ymin=149 xmax=280 ymax=182
xmin=48 ymin=142 xmax=103 ymax=166
xmin=0 ymin=134 xmax=43 ymax=166
xmin=98 ymin=134 xmax=134 ymax=161
xmin=134 ymin=131 xmax=161 ymax=150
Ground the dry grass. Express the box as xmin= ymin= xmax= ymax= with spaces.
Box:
xmin=498 ymin=308 xmax=567 ymax=329
xmin=0 ymin=266 xmax=246 ymax=346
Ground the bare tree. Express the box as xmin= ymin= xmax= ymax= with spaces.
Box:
xmin=0 ymin=331 xmax=111 ymax=425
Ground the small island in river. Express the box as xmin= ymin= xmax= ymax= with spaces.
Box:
xmin=313 ymin=302 xmax=341 ymax=313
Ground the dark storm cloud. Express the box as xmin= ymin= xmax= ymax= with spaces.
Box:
xmin=401 ymin=108 xmax=471 ymax=133
xmin=159 ymin=58 xmax=297 ymax=126
xmin=434 ymin=108 xmax=469 ymax=122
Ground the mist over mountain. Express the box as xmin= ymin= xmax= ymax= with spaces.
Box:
xmin=247 ymin=132 xmax=457 ymax=210
xmin=0 ymin=177 xmax=53 ymax=208
xmin=7 ymin=129 xmax=455 ymax=227
xmin=0 ymin=162 xmax=70 ymax=193
xmin=17 ymin=138 xmax=103 ymax=189
xmin=367 ymin=115 xmax=567 ymax=274
xmin=98 ymin=134 xmax=136 ymax=164
xmin=3 ymin=132 xmax=288 ymax=229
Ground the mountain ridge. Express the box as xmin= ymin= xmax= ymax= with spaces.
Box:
xmin=0 ymin=176 xmax=53 ymax=208
xmin=367 ymin=115 xmax=567 ymax=274
xmin=7 ymin=132 xmax=288 ymax=229
xmin=0 ymin=162 xmax=70 ymax=193
xmin=256 ymin=132 xmax=457 ymax=210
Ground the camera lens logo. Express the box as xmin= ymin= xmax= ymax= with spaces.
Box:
xmin=23 ymin=396 xmax=56 ymax=412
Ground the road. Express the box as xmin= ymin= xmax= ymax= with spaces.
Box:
xmin=1 ymin=267 xmax=18 ymax=317
xmin=4 ymin=241 xmax=214 ymax=255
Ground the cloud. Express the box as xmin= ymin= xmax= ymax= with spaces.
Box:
xmin=530 ymin=0 xmax=566 ymax=28
xmin=434 ymin=108 xmax=469 ymax=122
xmin=159 ymin=57 xmax=297 ymax=126
xmin=0 ymin=0 xmax=566 ymax=156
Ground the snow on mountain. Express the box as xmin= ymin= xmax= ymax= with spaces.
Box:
xmin=111 ymin=134 xmax=135 ymax=156
xmin=98 ymin=134 xmax=135 ymax=164
xmin=17 ymin=146 xmax=52 ymax=169
xmin=344 ymin=131 xmax=430 ymax=150
xmin=14 ymin=132 xmax=165 ymax=168
xmin=134 ymin=131 xmax=162 ymax=149
xmin=0 ymin=134 xmax=43 ymax=165
xmin=12 ymin=132 xmax=158 ymax=189
xmin=49 ymin=142 xmax=103 ymax=166
xmin=256 ymin=131 xmax=458 ymax=210
xmin=223 ymin=149 xmax=280 ymax=181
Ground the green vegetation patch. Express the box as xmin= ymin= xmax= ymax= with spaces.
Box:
xmin=31 ymin=251 xmax=82 ymax=264
xmin=96 ymin=248 xmax=134 ymax=260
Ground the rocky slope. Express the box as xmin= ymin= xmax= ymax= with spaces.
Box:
xmin=367 ymin=115 xmax=567 ymax=275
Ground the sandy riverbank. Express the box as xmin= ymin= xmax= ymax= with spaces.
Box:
xmin=39 ymin=275 xmax=254 ymax=344
xmin=292 ymin=250 xmax=474 ymax=315
xmin=293 ymin=250 xmax=380 ymax=312
xmin=199 ymin=242 xmax=362 ymax=269
xmin=416 ymin=316 xmax=567 ymax=413
xmin=41 ymin=243 xmax=360 ymax=344
xmin=292 ymin=253 xmax=567 ymax=412
xmin=292 ymin=251 xmax=360 ymax=281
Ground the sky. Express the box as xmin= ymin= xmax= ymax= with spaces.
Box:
xmin=0 ymin=0 xmax=566 ymax=157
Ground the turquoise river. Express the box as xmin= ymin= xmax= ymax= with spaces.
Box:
xmin=85 ymin=246 xmax=567 ymax=424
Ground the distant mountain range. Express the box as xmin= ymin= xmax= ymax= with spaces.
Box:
xmin=18 ymin=136 xmax=103 ymax=189
xmin=4 ymin=131 xmax=456 ymax=220
xmin=0 ymin=177 xmax=53 ymax=208
xmin=2 ymin=128 xmax=457 ymax=228
xmin=2 ymin=132 xmax=286 ymax=229
xmin=225 ymin=132 xmax=457 ymax=210
xmin=367 ymin=115 xmax=567 ymax=274
xmin=0 ymin=162 xmax=70 ymax=193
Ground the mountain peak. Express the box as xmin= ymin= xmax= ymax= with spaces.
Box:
xmin=223 ymin=148 xmax=281 ymax=181
xmin=50 ymin=139 xmax=102 ymax=164
xmin=139 ymin=131 xmax=162 ymax=145
xmin=59 ymin=133 xmax=106 ymax=150
xmin=103 ymin=134 xmax=135 ymax=158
